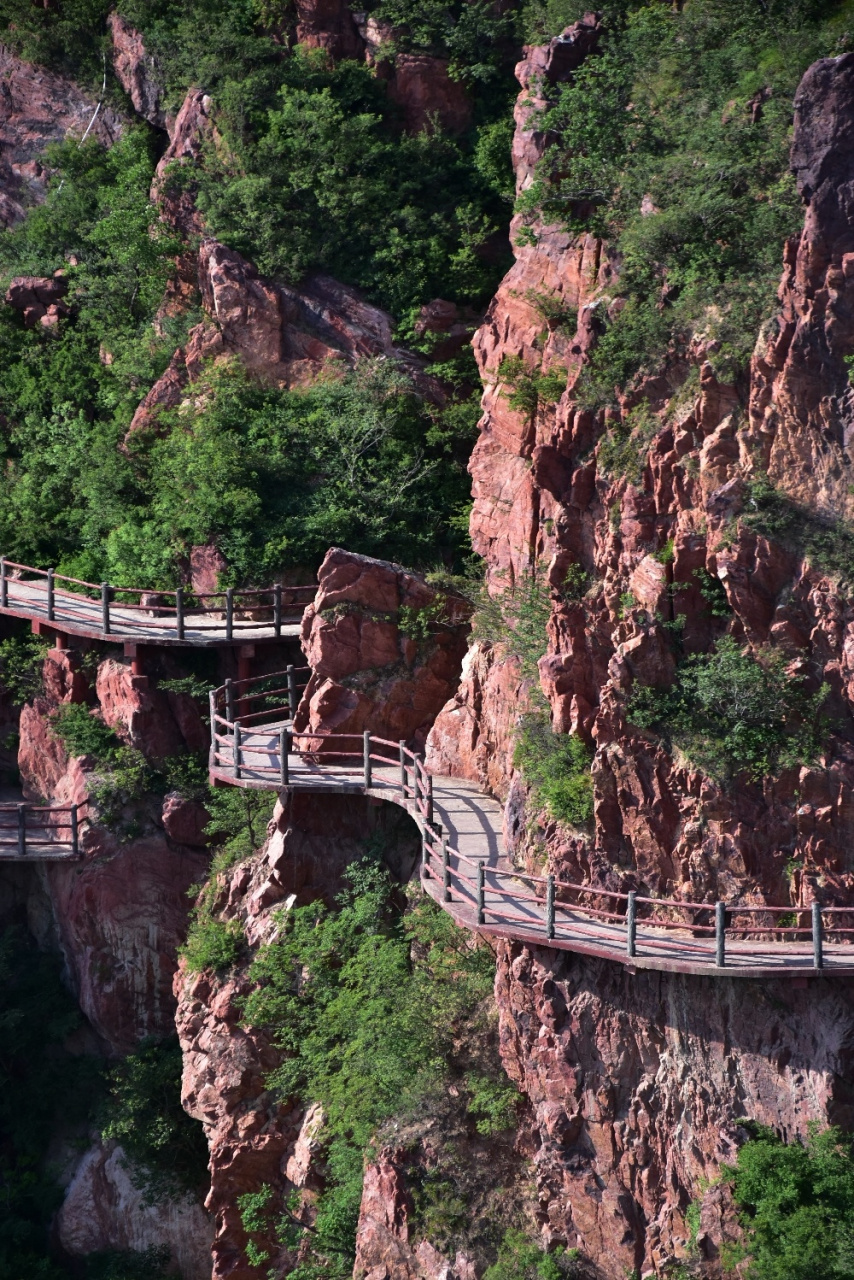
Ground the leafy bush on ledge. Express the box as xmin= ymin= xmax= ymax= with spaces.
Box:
xmin=514 ymin=715 xmax=594 ymax=828
xmin=627 ymin=636 xmax=829 ymax=783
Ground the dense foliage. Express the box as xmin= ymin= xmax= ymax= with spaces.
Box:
xmin=514 ymin=715 xmax=594 ymax=828
xmin=517 ymin=0 xmax=854 ymax=402
xmin=628 ymin=635 xmax=828 ymax=783
xmin=239 ymin=853 xmax=502 ymax=1276
xmin=729 ymin=1124 xmax=854 ymax=1280
xmin=100 ymin=1037 xmax=209 ymax=1203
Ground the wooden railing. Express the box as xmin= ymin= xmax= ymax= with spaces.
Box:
xmin=208 ymin=720 xmax=851 ymax=973
xmin=0 ymin=801 xmax=83 ymax=857
xmin=209 ymin=666 xmax=313 ymax=740
xmin=0 ymin=557 xmax=315 ymax=638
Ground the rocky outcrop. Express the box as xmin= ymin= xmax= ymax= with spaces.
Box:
xmin=295 ymin=547 xmax=470 ymax=748
xmin=0 ymin=45 xmax=122 ymax=225
xmin=108 ymin=12 xmax=167 ymax=130
xmin=386 ymin=55 xmax=472 ymax=135
xmin=746 ymin=51 xmax=854 ymax=522
xmin=127 ymin=237 xmax=433 ymax=436
xmin=95 ymin=658 xmax=207 ymax=759
xmin=57 ymin=1138 xmax=213 ymax=1280
xmin=5 ymin=271 xmax=68 ymax=327
xmin=294 ymin=0 xmax=363 ymax=61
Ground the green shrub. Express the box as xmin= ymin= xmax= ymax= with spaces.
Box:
xmin=483 ymin=1230 xmax=581 ymax=1280
xmin=472 ymin=569 xmax=553 ymax=686
xmin=49 ymin=702 xmax=119 ymax=760
xmin=514 ymin=716 xmax=594 ymax=828
xmin=498 ymin=356 xmax=567 ymax=416
xmin=597 ymin=402 xmax=657 ymax=486
xmin=628 ymin=635 xmax=829 ymax=783
xmin=0 ymin=633 xmax=49 ymax=704
xmin=100 ymin=1037 xmax=208 ymax=1204
xmin=743 ymin=475 xmax=854 ymax=589
xmin=727 ymin=1123 xmax=854 ymax=1280
xmin=464 ymin=1072 xmax=520 ymax=1136
xmin=180 ymin=916 xmax=244 ymax=975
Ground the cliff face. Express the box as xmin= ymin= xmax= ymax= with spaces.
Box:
xmin=421 ymin=32 xmax=854 ymax=1279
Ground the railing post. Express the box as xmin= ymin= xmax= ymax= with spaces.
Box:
xmin=273 ymin=584 xmax=282 ymax=637
xmin=225 ymin=678 xmax=234 ymax=725
xmin=546 ymin=875 xmax=555 ymax=940
xmin=442 ymin=839 xmax=451 ymax=901
xmin=17 ymin=803 xmax=25 ymax=857
xmin=287 ymin=665 xmax=297 ymax=718
xmin=71 ymin=804 xmax=79 ymax=857
xmin=176 ymin=586 xmax=185 ymax=641
xmin=47 ymin=568 xmax=55 ymax=621
xmin=232 ymin=722 xmax=241 ymax=780
xmin=208 ymin=691 xmax=216 ymax=769
xmin=627 ymin=891 xmax=637 ymax=958
xmin=226 ymin=588 xmax=234 ymax=642
xmin=0 ymin=556 xmax=7 ymax=607
xmin=477 ymin=862 xmax=485 ymax=926
xmin=426 ymin=772 xmax=433 ymax=826
xmin=715 ymin=901 xmax=726 ymax=968
xmin=363 ymin=730 xmax=372 ymax=789
xmin=280 ymin=726 xmax=289 ymax=786
xmin=399 ymin=741 xmax=406 ymax=797
xmin=813 ymin=901 xmax=823 ymax=971
xmin=101 ymin=582 xmax=111 ymax=635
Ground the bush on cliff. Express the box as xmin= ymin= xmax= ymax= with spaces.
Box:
xmin=514 ymin=716 xmax=594 ymax=829
xmin=241 ymin=852 xmax=504 ymax=1275
xmin=627 ymin=636 xmax=829 ymax=783
xmin=729 ymin=1123 xmax=854 ymax=1280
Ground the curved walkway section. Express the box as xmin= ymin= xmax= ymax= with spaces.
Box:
xmin=209 ymin=680 xmax=854 ymax=978
xmin=0 ymin=558 xmax=312 ymax=646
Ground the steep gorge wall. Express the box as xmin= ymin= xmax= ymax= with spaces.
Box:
xmin=421 ymin=30 xmax=854 ymax=1279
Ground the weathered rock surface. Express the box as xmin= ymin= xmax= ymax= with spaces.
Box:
xmin=294 ymin=0 xmax=363 ymax=61
xmin=57 ymin=1138 xmax=213 ymax=1280
xmin=108 ymin=12 xmax=167 ymax=130
xmin=95 ymin=658 xmax=207 ymax=759
xmin=386 ymin=54 xmax=472 ymax=135
xmin=496 ymin=944 xmax=854 ymax=1276
xmin=0 ymin=45 xmax=122 ymax=226
xmin=5 ymin=271 xmax=68 ymax=327
xmin=295 ymin=547 xmax=470 ymax=748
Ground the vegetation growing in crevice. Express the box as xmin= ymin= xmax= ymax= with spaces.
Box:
xmin=627 ymin=635 xmax=829 ymax=783
xmin=742 ymin=474 xmax=854 ymax=590
xmin=514 ymin=715 xmax=594 ymax=828
xmin=239 ymin=849 xmax=516 ymax=1277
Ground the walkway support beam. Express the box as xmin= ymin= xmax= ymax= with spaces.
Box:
xmin=715 ymin=901 xmax=726 ymax=968
xmin=813 ymin=901 xmax=823 ymax=971
xmin=627 ymin=891 xmax=637 ymax=958
xmin=280 ymin=726 xmax=289 ymax=786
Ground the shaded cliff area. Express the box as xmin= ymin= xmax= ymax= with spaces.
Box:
xmin=3 ymin=2 xmax=854 ymax=1280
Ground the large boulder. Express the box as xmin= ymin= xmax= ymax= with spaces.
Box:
xmin=295 ymin=548 xmax=470 ymax=748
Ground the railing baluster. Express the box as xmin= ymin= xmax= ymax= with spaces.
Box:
xmin=546 ymin=875 xmax=555 ymax=940
xmin=280 ymin=726 xmax=289 ymax=786
xmin=71 ymin=804 xmax=79 ymax=857
xmin=399 ymin=740 xmax=406 ymax=797
xmin=226 ymin=588 xmax=234 ymax=642
xmin=176 ymin=586 xmax=185 ymax=641
xmin=101 ymin=582 xmax=111 ymax=635
xmin=208 ymin=691 xmax=216 ymax=770
xmin=0 ymin=556 xmax=7 ymax=607
xmin=225 ymin=678 xmax=234 ymax=726
xmin=17 ymin=803 xmax=26 ymax=857
xmin=233 ymin=722 xmax=241 ymax=780
xmin=426 ymin=771 xmax=433 ymax=826
xmin=477 ymin=863 xmax=485 ymax=926
xmin=813 ymin=901 xmax=823 ymax=971
xmin=273 ymin=584 xmax=282 ymax=637
xmin=363 ymin=731 xmax=372 ymax=788
xmin=287 ymin=665 xmax=296 ymax=718
xmin=442 ymin=839 xmax=450 ymax=901
xmin=715 ymin=901 xmax=726 ymax=968
xmin=47 ymin=568 xmax=55 ymax=621
xmin=626 ymin=890 xmax=637 ymax=958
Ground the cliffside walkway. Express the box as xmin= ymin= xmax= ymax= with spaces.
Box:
xmin=0 ymin=800 xmax=83 ymax=859
xmin=0 ymin=558 xmax=312 ymax=646
xmin=209 ymin=674 xmax=854 ymax=978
